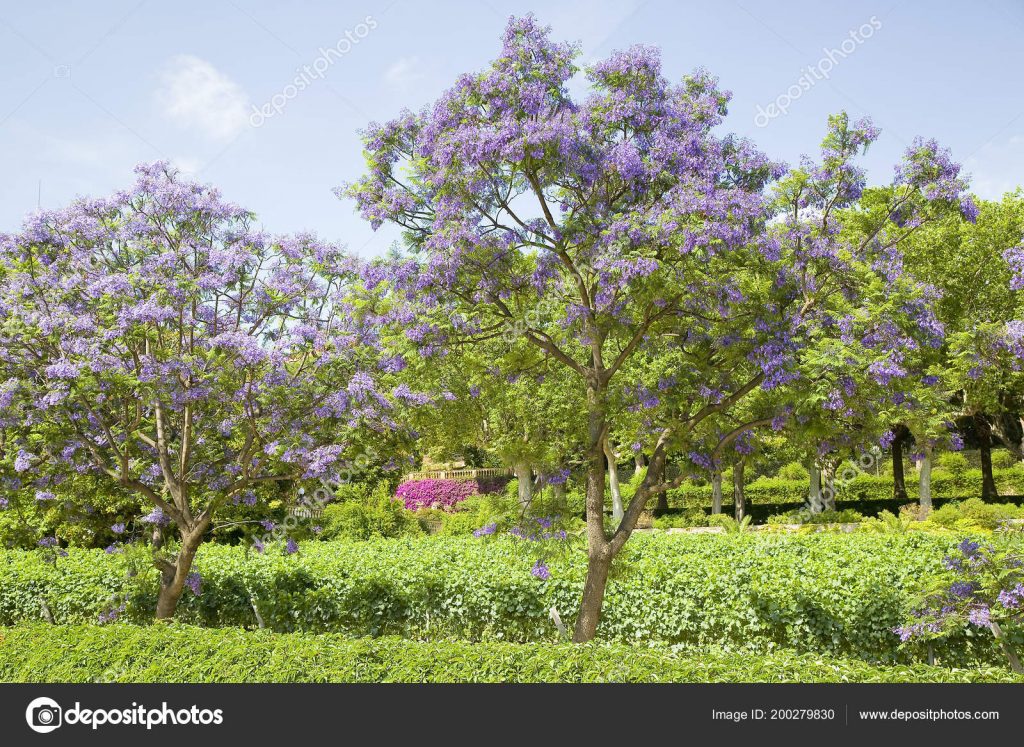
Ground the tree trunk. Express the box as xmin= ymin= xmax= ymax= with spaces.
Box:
xmin=155 ymin=525 xmax=206 ymax=620
xmin=821 ymin=462 xmax=837 ymax=511
xmin=892 ymin=425 xmax=909 ymax=502
xmin=976 ymin=414 xmax=998 ymax=499
xmin=574 ymin=399 xmax=612 ymax=643
xmin=604 ymin=441 xmax=624 ymax=525
xmin=733 ymin=459 xmax=746 ymax=521
xmin=808 ymin=463 xmax=823 ymax=513
xmin=651 ymin=458 xmax=668 ymax=512
xmin=634 ymin=453 xmax=646 ymax=470
xmin=552 ymin=480 xmax=566 ymax=511
xmin=711 ymin=470 xmax=723 ymax=514
xmin=990 ymin=620 xmax=1024 ymax=674
xmin=573 ymin=549 xmax=612 ymax=642
xmin=919 ymin=443 xmax=933 ymax=514
xmin=514 ymin=461 xmax=533 ymax=514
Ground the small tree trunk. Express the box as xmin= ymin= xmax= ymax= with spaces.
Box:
xmin=651 ymin=458 xmax=668 ymax=512
xmin=892 ymin=425 xmax=909 ymax=502
xmin=808 ymin=464 xmax=823 ymax=513
xmin=976 ymin=415 xmax=998 ymax=499
xmin=711 ymin=471 xmax=723 ymax=514
xmin=573 ymin=549 xmax=612 ymax=642
xmin=604 ymin=442 xmax=624 ymax=525
xmin=733 ymin=459 xmax=746 ymax=521
xmin=155 ymin=525 xmax=206 ymax=620
xmin=990 ymin=620 xmax=1024 ymax=674
xmin=514 ymin=461 xmax=533 ymax=514
xmin=919 ymin=444 xmax=933 ymax=514
xmin=821 ymin=462 xmax=837 ymax=511
xmin=634 ymin=453 xmax=645 ymax=470
xmin=552 ymin=480 xmax=566 ymax=511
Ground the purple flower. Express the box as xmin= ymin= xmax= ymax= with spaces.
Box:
xmin=967 ymin=606 xmax=991 ymax=627
xmin=260 ymin=520 xmax=276 ymax=532
xmin=252 ymin=538 xmax=265 ymax=554
xmin=948 ymin=581 xmax=976 ymax=599
xmin=111 ymin=522 xmax=126 ymax=534
xmin=530 ymin=560 xmax=551 ymax=580
xmin=184 ymin=572 xmax=202 ymax=596
xmin=473 ymin=523 xmax=498 ymax=537
xmin=140 ymin=507 xmax=170 ymax=527
xmin=285 ymin=538 xmax=299 ymax=554
xmin=957 ymin=539 xmax=981 ymax=558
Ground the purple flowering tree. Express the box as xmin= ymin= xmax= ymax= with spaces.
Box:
xmin=898 ymin=539 xmax=1024 ymax=673
xmin=0 ymin=163 xmax=393 ymax=619
xmin=344 ymin=16 xmax=977 ymax=641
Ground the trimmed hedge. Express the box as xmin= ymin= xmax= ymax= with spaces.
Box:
xmin=1 ymin=624 xmax=1019 ymax=683
xmin=665 ymin=469 xmax=1024 ymax=522
xmin=1 ymin=533 xmax=1018 ymax=666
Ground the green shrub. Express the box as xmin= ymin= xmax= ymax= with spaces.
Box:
xmin=2 ymin=533 xmax=1012 ymax=666
xmin=1 ymin=624 xmax=1018 ymax=683
xmin=928 ymin=498 xmax=1023 ymax=530
xmin=991 ymin=449 xmax=1018 ymax=471
xmin=776 ymin=462 xmax=810 ymax=481
xmin=653 ymin=510 xmax=707 ymax=529
xmin=935 ymin=452 xmax=970 ymax=474
xmin=319 ymin=482 xmax=420 ymax=541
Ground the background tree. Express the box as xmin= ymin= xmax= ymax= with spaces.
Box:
xmin=0 ymin=163 xmax=396 ymax=619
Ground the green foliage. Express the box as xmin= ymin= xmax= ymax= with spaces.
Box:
xmin=1 ymin=624 xmax=1019 ymax=683
xmin=707 ymin=514 xmax=752 ymax=533
xmin=935 ymin=452 xmax=970 ymax=474
xmin=928 ymin=498 xmax=1024 ymax=531
xmin=767 ymin=508 xmax=865 ymax=526
xmin=3 ymin=533 xmax=1017 ymax=666
xmin=777 ymin=461 xmax=810 ymax=481
xmin=319 ymin=482 xmax=420 ymax=541
xmin=991 ymin=449 xmax=1019 ymax=471
xmin=653 ymin=510 xmax=708 ymax=529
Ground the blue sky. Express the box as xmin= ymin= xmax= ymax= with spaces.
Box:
xmin=2 ymin=0 xmax=1023 ymax=257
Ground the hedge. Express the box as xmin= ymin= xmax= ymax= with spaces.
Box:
xmin=1 ymin=533 xmax=1018 ymax=666
xmin=665 ymin=468 xmax=1024 ymax=522
xmin=1 ymin=624 xmax=1019 ymax=683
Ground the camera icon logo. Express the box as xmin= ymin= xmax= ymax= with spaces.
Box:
xmin=25 ymin=697 xmax=62 ymax=733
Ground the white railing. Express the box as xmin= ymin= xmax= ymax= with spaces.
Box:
xmin=403 ymin=467 xmax=513 ymax=481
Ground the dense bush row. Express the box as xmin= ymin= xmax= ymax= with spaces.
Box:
xmin=663 ymin=466 xmax=1024 ymax=521
xmin=1 ymin=533 xmax=1016 ymax=666
xmin=1 ymin=624 xmax=1019 ymax=683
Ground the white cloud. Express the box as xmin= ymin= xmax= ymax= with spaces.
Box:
xmin=384 ymin=56 xmax=427 ymax=90
xmin=966 ymin=134 xmax=1024 ymax=199
xmin=156 ymin=55 xmax=250 ymax=141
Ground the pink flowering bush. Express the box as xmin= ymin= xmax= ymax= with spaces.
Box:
xmin=396 ymin=479 xmax=479 ymax=511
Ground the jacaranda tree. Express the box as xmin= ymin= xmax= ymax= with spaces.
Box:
xmin=0 ymin=163 xmax=393 ymax=619
xmin=345 ymin=16 xmax=977 ymax=640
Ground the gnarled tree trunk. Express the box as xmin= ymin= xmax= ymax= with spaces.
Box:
xmin=155 ymin=520 xmax=209 ymax=620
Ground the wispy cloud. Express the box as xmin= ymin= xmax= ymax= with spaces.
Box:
xmin=384 ymin=56 xmax=427 ymax=91
xmin=156 ymin=55 xmax=250 ymax=141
